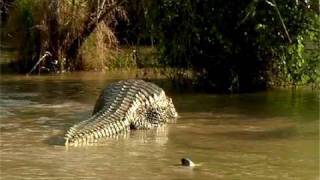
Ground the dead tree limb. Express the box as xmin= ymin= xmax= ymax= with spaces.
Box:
xmin=266 ymin=0 xmax=292 ymax=43
xmin=27 ymin=51 xmax=52 ymax=75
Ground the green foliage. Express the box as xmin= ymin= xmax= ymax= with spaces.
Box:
xmin=144 ymin=0 xmax=319 ymax=92
xmin=273 ymin=13 xmax=320 ymax=88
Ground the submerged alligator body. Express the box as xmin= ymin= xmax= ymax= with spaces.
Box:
xmin=65 ymin=79 xmax=178 ymax=145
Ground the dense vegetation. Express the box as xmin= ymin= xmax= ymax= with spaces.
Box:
xmin=137 ymin=0 xmax=319 ymax=92
xmin=1 ymin=0 xmax=319 ymax=92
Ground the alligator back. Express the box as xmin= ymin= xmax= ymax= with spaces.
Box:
xmin=65 ymin=79 xmax=177 ymax=146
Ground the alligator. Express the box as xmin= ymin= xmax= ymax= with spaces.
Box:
xmin=65 ymin=79 xmax=178 ymax=146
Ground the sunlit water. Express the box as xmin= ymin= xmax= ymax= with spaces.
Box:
xmin=0 ymin=72 xmax=319 ymax=179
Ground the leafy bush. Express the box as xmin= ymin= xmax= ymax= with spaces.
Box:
xmin=274 ymin=14 xmax=320 ymax=88
xmin=146 ymin=0 xmax=319 ymax=92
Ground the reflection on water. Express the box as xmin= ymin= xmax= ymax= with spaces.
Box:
xmin=0 ymin=72 xmax=319 ymax=179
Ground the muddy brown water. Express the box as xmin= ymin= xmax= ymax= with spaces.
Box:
xmin=0 ymin=72 xmax=318 ymax=179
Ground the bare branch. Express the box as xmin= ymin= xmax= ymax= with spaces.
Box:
xmin=266 ymin=0 xmax=292 ymax=43
xmin=27 ymin=51 xmax=52 ymax=75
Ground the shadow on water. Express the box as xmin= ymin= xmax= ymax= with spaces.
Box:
xmin=45 ymin=134 xmax=66 ymax=146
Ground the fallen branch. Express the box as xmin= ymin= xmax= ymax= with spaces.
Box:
xmin=27 ymin=51 xmax=52 ymax=75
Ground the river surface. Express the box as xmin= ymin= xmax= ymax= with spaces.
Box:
xmin=0 ymin=72 xmax=319 ymax=179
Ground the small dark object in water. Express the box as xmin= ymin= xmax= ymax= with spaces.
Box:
xmin=181 ymin=158 xmax=195 ymax=167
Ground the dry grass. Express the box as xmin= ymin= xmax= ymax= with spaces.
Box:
xmin=5 ymin=0 xmax=127 ymax=72
xmin=78 ymin=22 xmax=134 ymax=71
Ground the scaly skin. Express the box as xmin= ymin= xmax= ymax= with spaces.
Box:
xmin=65 ymin=79 xmax=178 ymax=146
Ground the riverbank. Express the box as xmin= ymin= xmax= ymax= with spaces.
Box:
xmin=0 ymin=44 xmax=159 ymax=74
xmin=0 ymin=44 xmax=318 ymax=91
